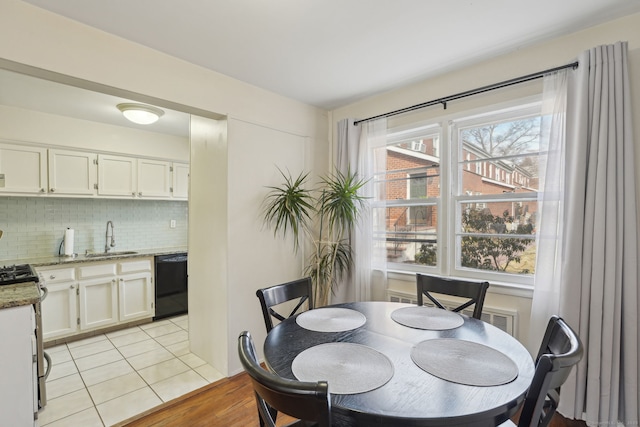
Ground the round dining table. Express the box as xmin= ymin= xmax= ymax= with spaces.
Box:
xmin=263 ymin=301 xmax=535 ymax=427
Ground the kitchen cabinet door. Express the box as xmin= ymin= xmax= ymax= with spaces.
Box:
xmin=41 ymin=281 xmax=78 ymax=341
xmin=118 ymin=272 xmax=154 ymax=322
xmin=78 ymin=277 xmax=118 ymax=330
xmin=137 ymin=158 xmax=171 ymax=198
xmin=97 ymin=154 xmax=137 ymax=197
xmin=172 ymin=162 xmax=189 ymax=199
xmin=37 ymin=267 xmax=78 ymax=341
xmin=0 ymin=143 xmax=47 ymax=194
xmin=48 ymin=149 xmax=97 ymax=196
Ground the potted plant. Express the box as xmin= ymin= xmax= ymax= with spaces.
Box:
xmin=262 ymin=168 xmax=367 ymax=307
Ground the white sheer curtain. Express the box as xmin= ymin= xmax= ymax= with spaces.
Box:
xmin=529 ymin=68 xmax=569 ymax=349
xmin=336 ymin=117 xmax=387 ymax=302
xmin=530 ymin=42 xmax=639 ymax=426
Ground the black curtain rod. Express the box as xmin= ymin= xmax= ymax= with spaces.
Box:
xmin=353 ymin=61 xmax=578 ymax=126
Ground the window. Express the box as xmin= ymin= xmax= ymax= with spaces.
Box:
xmin=373 ymin=126 xmax=440 ymax=267
xmin=373 ymin=101 xmax=543 ymax=285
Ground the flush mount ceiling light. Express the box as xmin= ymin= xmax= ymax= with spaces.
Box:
xmin=117 ymin=103 xmax=164 ymax=125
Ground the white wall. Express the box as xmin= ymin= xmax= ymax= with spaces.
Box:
xmin=331 ymin=12 xmax=640 ymax=350
xmin=188 ymin=116 xmax=229 ymax=373
xmin=226 ymin=118 xmax=309 ymax=374
xmin=1 ymin=0 xmax=329 ymax=376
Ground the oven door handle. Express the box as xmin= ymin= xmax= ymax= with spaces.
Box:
xmin=43 ymin=351 xmax=52 ymax=380
xmin=39 ymin=285 xmax=48 ymax=302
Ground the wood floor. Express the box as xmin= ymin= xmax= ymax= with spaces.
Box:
xmin=117 ymin=371 xmax=587 ymax=427
xmin=115 ymin=371 xmax=294 ymax=427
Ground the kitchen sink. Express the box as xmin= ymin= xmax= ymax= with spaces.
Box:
xmin=85 ymin=251 xmax=139 ymax=258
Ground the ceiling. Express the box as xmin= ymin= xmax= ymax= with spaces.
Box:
xmin=3 ymin=0 xmax=640 ymax=139
xmin=20 ymin=0 xmax=640 ymax=110
xmin=0 ymin=68 xmax=190 ymax=137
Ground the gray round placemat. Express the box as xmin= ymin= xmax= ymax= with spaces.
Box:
xmin=391 ymin=306 xmax=464 ymax=330
xmin=411 ymin=338 xmax=518 ymax=386
xmin=296 ymin=307 xmax=366 ymax=332
xmin=292 ymin=343 xmax=394 ymax=394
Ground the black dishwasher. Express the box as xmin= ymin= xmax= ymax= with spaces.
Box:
xmin=154 ymin=253 xmax=188 ymax=320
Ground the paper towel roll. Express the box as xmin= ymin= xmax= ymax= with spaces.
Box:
xmin=64 ymin=228 xmax=75 ymax=256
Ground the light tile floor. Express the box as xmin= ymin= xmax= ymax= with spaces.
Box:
xmin=38 ymin=315 xmax=224 ymax=427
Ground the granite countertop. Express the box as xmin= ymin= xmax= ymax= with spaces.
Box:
xmin=0 ymin=282 xmax=40 ymax=309
xmin=12 ymin=246 xmax=188 ymax=268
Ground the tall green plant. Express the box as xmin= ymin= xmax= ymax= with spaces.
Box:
xmin=262 ymin=168 xmax=367 ymax=306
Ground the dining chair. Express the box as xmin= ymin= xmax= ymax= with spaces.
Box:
xmin=238 ymin=331 xmax=332 ymax=427
xmin=256 ymin=277 xmax=313 ymax=332
xmin=416 ymin=273 xmax=490 ymax=319
xmin=502 ymin=315 xmax=583 ymax=427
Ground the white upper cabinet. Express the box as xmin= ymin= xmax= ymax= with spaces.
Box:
xmin=137 ymin=158 xmax=172 ymax=198
xmin=48 ymin=149 xmax=97 ymax=196
xmin=172 ymin=162 xmax=189 ymax=200
xmin=98 ymin=155 xmax=179 ymax=199
xmin=0 ymin=143 xmax=47 ymax=194
xmin=0 ymin=145 xmax=187 ymax=200
xmin=97 ymin=154 xmax=137 ymax=197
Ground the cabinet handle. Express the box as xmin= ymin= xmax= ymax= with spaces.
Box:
xmin=112 ymin=279 xmax=116 ymax=283
xmin=132 ymin=192 xmax=136 ymax=197
xmin=40 ymin=188 xmax=46 ymax=193
xmin=49 ymin=275 xmax=56 ymax=280
xmin=69 ymin=285 xmax=74 ymax=289
xmin=50 ymin=188 xmax=55 ymax=192
xmin=138 ymin=192 xmax=142 ymax=197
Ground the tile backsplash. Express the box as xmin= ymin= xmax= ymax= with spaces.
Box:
xmin=0 ymin=197 xmax=188 ymax=261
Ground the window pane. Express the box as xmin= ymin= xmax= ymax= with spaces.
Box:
xmin=459 ymin=200 xmax=538 ymax=230
xmin=384 ymin=137 xmax=441 ymax=202
xmin=460 ymin=118 xmax=541 ymax=159
xmin=381 ymin=134 xmax=440 ymax=266
xmin=459 ymin=117 xmax=542 ymax=195
xmin=384 ymin=205 xmax=438 ymax=265
xmin=458 ymin=202 xmax=536 ymax=275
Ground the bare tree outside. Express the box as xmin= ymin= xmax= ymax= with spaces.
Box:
xmin=461 ymin=118 xmax=541 ymax=159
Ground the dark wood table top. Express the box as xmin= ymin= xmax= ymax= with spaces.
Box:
xmin=263 ymin=301 xmax=535 ymax=427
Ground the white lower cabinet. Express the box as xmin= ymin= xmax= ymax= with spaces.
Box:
xmin=37 ymin=257 xmax=154 ymax=341
xmin=78 ymin=277 xmax=119 ymax=330
xmin=118 ymin=259 xmax=154 ymax=322
xmin=77 ymin=262 xmax=118 ymax=330
xmin=118 ymin=273 xmax=153 ymax=322
xmin=42 ymin=281 xmax=78 ymax=341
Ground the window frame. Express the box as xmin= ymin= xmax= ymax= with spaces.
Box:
xmin=379 ymin=98 xmax=543 ymax=287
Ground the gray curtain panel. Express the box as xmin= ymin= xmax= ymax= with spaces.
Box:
xmin=559 ymin=41 xmax=639 ymax=427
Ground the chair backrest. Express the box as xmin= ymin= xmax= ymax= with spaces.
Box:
xmin=238 ymin=331 xmax=331 ymax=427
xmin=256 ymin=277 xmax=313 ymax=332
xmin=416 ymin=273 xmax=490 ymax=319
xmin=517 ymin=316 xmax=583 ymax=427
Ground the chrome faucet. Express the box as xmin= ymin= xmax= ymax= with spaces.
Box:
xmin=105 ymin=221 xmax=116 ymax=252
